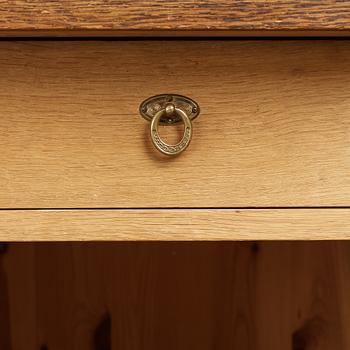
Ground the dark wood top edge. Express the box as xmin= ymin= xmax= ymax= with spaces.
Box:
xmin=2 ymin=1 xmax=349 ymax=34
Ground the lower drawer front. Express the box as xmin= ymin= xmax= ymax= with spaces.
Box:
xmin=1 ymin=40 xmax=349 ymax=208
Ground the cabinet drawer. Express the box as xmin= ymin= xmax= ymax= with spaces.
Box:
xmin=1 ymin=40 xmax=350 ymax=208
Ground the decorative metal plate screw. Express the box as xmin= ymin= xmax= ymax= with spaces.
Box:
xmin=139 ymin=94 xmax=200 ymax=156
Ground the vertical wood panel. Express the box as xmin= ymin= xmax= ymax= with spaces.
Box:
xmin=0 ymin=243 xmax=11 ymax=350
xmin=35 ymin=243 xmax=107 ymax=350
xmin=334 ymin=242 xmax=350 ymax=350
xmin=2 ymin=242 xmax=350 ymax=349
xmin=254 ymin=242 xmax=292 ymax=350
xmin=254 ymin=242 xmax=350 ymax=350
xmin=103 ymin=243 xmax=254 ymax=350
xmin=2 ymin=243 xmax=36 ymax=350
xmin=290 ymin=242 xmax=345 ymax=349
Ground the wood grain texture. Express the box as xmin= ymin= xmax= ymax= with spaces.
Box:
xmin=1 ymin=244 xmax=36 ymax=350
xmin=2 ymin=242 xmax=350 ymax=349
xmin=0 ymin=244 xmax=11 ymax=349
xmin=0 ymin=209 xmax=350 ymax=241
xmin=1 ymin=41 xmax=350 ymax=208
xmin=0 ymin=1 xmax=350 ymax=34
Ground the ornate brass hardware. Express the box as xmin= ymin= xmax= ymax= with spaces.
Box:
xmin=139 ymin=94 xmax=200 ymax=156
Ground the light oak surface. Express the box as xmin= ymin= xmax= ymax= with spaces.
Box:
xmin=0 ymin=209 xmax=349 ymax=241
xmin=2 ymin=242 xmax=350 ymax=349
xmin=1 ymin=41 xmax=350 ymax=208
xmin=0 ymin=1 xmax=349 ymax=34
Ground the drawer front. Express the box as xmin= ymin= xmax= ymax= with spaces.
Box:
xmin=1 ymin=40 xmax=350 ymax=208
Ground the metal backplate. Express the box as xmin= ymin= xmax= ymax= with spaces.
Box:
xmin=139 ymin=94 xmax=200 ymax=125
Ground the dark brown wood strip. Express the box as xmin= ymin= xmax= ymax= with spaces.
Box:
xmin=0 ymin=1 xmax=349 ymax=34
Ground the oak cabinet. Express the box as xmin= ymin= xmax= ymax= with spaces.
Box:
xmin=0 ymin=2 xmax=350 ymax=349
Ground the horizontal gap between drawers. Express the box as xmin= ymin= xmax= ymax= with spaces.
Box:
xmin=1 ymin=36 xmax=350 ymax=41
xmin=1 ymin=28 xmax=350 ymax=38
xmin=0 ymin=206 xmax=350 ymax=211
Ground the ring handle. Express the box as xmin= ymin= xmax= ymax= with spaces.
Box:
xmin=151 ymin=103 xmax=192 ymax=156
xmin=139 ymin=94 xmax=200 ymax=156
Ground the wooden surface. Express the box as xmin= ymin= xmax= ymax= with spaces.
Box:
xmin=1 ymin=209 xmax=350 ymax=241
xmin=0 ymin=1 xmax=350 ymax=34
xmin=1 ymin=41 xmax=350 ymax=208
xmin=2 ymin=241 xmax=350 ymax=349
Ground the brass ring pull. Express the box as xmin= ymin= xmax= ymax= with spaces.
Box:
xmin=139 ymin=94 xmax=200 ymax=156
xmin=151 ymin=104 xmax=192 ymax=156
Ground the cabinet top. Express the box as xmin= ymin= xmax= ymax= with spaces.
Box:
xmin=1 ymin=0 xmax=349 ymax=36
